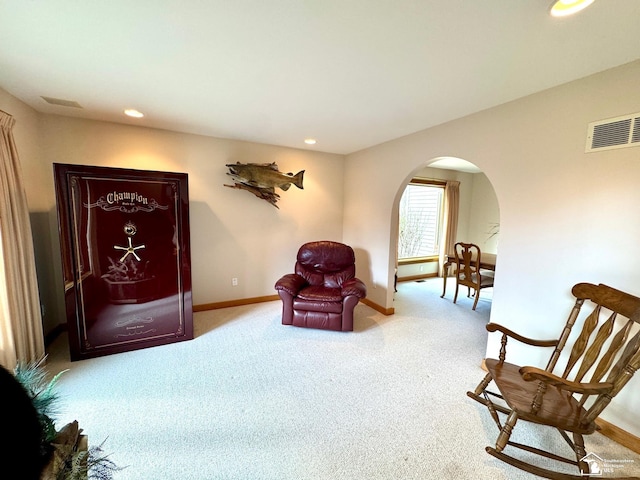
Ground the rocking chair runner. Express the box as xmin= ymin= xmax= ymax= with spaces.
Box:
xmin=468 ymin=282 xmax=640 ymax=480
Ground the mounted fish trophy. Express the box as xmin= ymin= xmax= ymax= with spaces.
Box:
xmin=224 ymin=162 xmax=304 ymax=208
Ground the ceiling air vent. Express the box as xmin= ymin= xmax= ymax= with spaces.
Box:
xmin=586 ymin=112 xmax=640 ymax=152
xmin=41 ymin=96 xmax=83 ymax=108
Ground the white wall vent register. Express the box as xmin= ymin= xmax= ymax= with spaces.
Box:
xmin=586 ymin=112 xmax=640 ymax=152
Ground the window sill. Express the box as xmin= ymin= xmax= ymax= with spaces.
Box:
xmin=398 ymin=256 xmax=439 ymax=266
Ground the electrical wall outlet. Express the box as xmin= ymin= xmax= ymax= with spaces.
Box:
xmin=232 ymin=277 xmax=238 ymax=286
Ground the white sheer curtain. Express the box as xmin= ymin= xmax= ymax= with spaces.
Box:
xmin=439 ymin=180 xmax=460 ymax=277
xmin=0 ymin=110 xmax=45 ymax=369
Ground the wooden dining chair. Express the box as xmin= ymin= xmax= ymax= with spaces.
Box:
xmin=467 ymin=282 xmax=640 ymax=479
xmin=453 ymin=242 xmax=494 ymax=310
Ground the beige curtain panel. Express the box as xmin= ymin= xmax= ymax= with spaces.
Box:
xmin=0 ymin=110 xmax=45 ymax=370
xmin=439 ymin=180 xmax=459 ymax=277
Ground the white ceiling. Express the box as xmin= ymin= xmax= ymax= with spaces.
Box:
xmin=429 ymin=157 xmax=481 ymax=174
xmin=1 ymin=1 xmax=640 ymax=155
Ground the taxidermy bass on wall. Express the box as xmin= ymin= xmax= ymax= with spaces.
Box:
xmin=224 ymin=162 xmax=304 ymax=208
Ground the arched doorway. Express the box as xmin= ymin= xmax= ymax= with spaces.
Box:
xmin=392 ymin=156 xmax=500 ymax=309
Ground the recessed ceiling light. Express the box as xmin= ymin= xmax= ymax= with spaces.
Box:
xmin=124 ymin=109 xmax=144 ymax=118
xmin=549 ymin=0 xmax=595 ymax=17
xmin=304 ymin=138 xmax=317 ymax=145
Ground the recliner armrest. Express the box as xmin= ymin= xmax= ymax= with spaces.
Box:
xmin=342 ymin=278 xmax=367 ymax=299
xmin=274 ymin=274 xmax=308 ymax=296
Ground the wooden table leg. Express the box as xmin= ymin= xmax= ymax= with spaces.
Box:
xmin=441 ymin=261 xmax=452 ymax=298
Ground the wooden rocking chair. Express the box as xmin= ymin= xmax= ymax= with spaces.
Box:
xmin=467 ymin=282 xmax=640 ymax=479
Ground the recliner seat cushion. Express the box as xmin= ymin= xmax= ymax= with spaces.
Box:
xmin=296 ymin=286 xmax=342 ymax=302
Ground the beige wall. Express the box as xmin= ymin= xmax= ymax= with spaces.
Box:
xmin=0 ymin=92 xmax=346 ymax=335
xmin=343 ymin=59 xmax=640 ymax=436
xmin=467 ymin=173 xmax=500 ymax=254
xmin=39 ymin=115 xmax=345 ymax=308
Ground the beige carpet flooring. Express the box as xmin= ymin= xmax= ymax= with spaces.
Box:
xmin=44 ymin=278 xmax=640 ymax=479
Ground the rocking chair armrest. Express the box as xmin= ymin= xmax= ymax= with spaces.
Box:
xmin=519 ymin=366 xmax=614 ymax=395
xmin=486 ymin=323 xmax=559 ymax=348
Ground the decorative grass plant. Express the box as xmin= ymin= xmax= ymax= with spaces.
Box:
xmin=13 ymin=357 xmax=123 ymax=479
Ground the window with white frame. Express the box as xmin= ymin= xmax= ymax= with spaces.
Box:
xmin=397 ymin=180 xmax=444 ymax=260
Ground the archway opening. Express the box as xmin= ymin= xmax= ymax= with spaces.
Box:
xmin=391 ymin=156 xmax=500 ymax=309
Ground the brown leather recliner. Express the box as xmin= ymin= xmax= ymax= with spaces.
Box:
xmin=274 ymin=241 xmax=367 ymax=331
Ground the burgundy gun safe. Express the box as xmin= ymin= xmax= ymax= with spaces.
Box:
xmin=54 ymin=164 xmax=193 ymax=361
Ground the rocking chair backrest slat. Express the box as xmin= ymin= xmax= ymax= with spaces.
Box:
xmin=551 ymin=283 xmax=640 ymax=421
xmin=562 ymin=306 xmax=601 ymax=378
xmin=605 ymin=329 xmax=640 ymax=389
xmin=573 ymin=311 xmax=616 ymax=382
xmin=590 ymin=318 xmax=633 ymax=383
xmin=576 ymin=315 xmax=631 ymax=408
xmin=583 ymin=330 xmax=640 ymax=424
